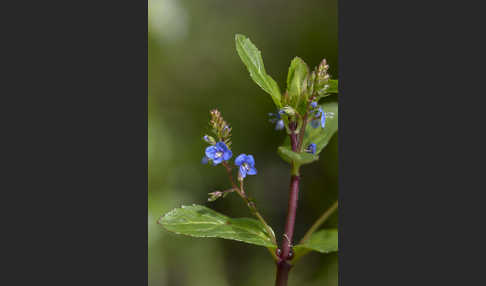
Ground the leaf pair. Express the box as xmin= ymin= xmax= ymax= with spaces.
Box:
xmin=158 ymin=205 xmax=337 ymax=262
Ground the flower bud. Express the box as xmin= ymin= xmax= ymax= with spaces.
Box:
xmin=208 ymin=191 xmax=223 ymax=202
xmin=222 ymin=125 xmax=231 ymax=137
xmin=208 ymin=109 xmax=232 ymax=148
xmin=280 ymin=106 xmax=296 ymax=117
xmin=203 ymin=135 xmax=216 ymax=145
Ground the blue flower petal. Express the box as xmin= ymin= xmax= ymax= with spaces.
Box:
xmin=311 ymin=101 xmax=318 ymax=108
xmin=205 ymin=146 xmax=217 ymax=159
xmin=213 ymin=156 xmax=223 ymax=165
xmin=321 ymin=112 xmax=326 ymax=128
xmin=247 ymin=167 xmax=257 ymax=175
xmin=223 ymin=149 xmax=232 ymax=161
xmin=235 ymin=154 xmax=246 ymax=166
xmin=239 ymin=165 xmax=247 ymax=178
xmin=246 ymin=155 xmax=255 ymax=167
xmin=306 ymin=143 xmax=317 ymax=154
xmin=216 ymin=141 xmax=228 ymax=151
xmin=310 ymin=119 xmax=320 ymax=128
xmin=201 ymin=156 xmax=209 ymax=164
xmin=275 ymin=120 xmax=285 ymax=130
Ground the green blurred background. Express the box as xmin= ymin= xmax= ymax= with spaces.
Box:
xmin=149 ymin=0 xmax=338 ymax=285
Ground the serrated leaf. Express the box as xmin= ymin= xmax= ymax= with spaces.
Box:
xmin=277 ymin=146 xmax=319 ymax=165
xmin=235 ymin=34 xmax=282 ymax=108
xmin=292 ymin=229 xmax=338 ymax=262
xmin=303 ymin=102 xmax=338 ymax=155
xmin=158 ymin=204 xmax=276 ymax=248
xmin=286 ymin=57 xmax=309 ymax=107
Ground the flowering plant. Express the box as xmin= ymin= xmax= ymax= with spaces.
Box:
xmin=158 ymin=34 xmax=339 ymax=286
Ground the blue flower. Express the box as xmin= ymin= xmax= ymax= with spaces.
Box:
xmin=268 ymin=112 xmax=285 ymax=131
xmin=311 ymin=101 xmax=318 ymax=108
xmin=205 ymin=141 xmax=232 ymax=165
xmin=275 ymin=119 xmax=284 ymax=130
xmin=235 ymin=154 xmax=257 ymax=179
xmin=311 ymin=107 xmax=326 ymax=129
xmin=305 ymin=143 xmax=316 ymax=154
xmin=201 ymin=156 xmax=209 ymax=164
xmin=310 ymin=119 xmax=320 ymax=128
xmin=320 ymin=109 xmax=326 ymax=128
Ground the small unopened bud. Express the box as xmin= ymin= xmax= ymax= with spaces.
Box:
xmin=280 ymin=106 xmax=296 ymax=117
xmin=208 ymin=191 xmax=223 ymax=202
xmin=318 ymin=59 xmax=328 ymax=71
xmin=222 ymin=125 xmax=231 ymax=137
xmin=210 ymin=109 xmax=221 ymax=118
xmin=203 ymin=135 xmax=216 ymax=145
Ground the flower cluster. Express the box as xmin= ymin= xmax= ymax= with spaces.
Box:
xmin=202 ymin=109 xmax=258 ymax=180
xmin=209 ymin=109 xmax=232 ymax=148
xmin=315 ymin=59 xmax=331 ymax=97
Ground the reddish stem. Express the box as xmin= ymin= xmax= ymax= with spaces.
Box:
xmin=275 ymin=122 xmax=301 ymax=286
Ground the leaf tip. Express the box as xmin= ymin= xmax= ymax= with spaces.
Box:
xmin=234 ymin=33 xmax=248 ymax=44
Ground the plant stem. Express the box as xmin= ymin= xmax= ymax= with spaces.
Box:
xmin=275 ymin=259 xmax=292 ymax=286
xmin=275 ymin=123 xmax=301 ymax=286
xmin=238 ymin=180 xmax=277 ymax=246
xmin=300 ymin=200 xmax=338 ymax=244
xmin=297 ymin=113 xmax=308 ymax=151
xmin=221 ymin=162 xmax=277 ymax=246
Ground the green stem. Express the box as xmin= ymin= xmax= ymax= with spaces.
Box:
xmin=222 ymin=162 xmax=278 ymax=247
xmin=300 ymin=200 xmax=338 ymax=244
xmin=238 ymin=180 xmax=277 ymax=245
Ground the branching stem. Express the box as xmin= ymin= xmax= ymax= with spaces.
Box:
xmin=221 ymin=162 xmax=277 ymax=247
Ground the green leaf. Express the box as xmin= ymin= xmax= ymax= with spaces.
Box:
xmin=277 ymin=146 xmax=319 ymax=165
xmin=293 ymin=229 xmax=338 ymax=262
xmin=158 ymin=204 xmax=276 ymax=248
xmin=235 ymin=34 xmax=282 ymax=108
xmin=328 ymin=79 xmax=338 ymax=94
xmin=303 ymin=101 xmax=338 ymax=155
xmin=286 ymin=57 xmax=309 ymax=107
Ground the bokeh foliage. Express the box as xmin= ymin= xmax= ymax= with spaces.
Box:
xmin=149 ymin=0 xmax=338 ymax=285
